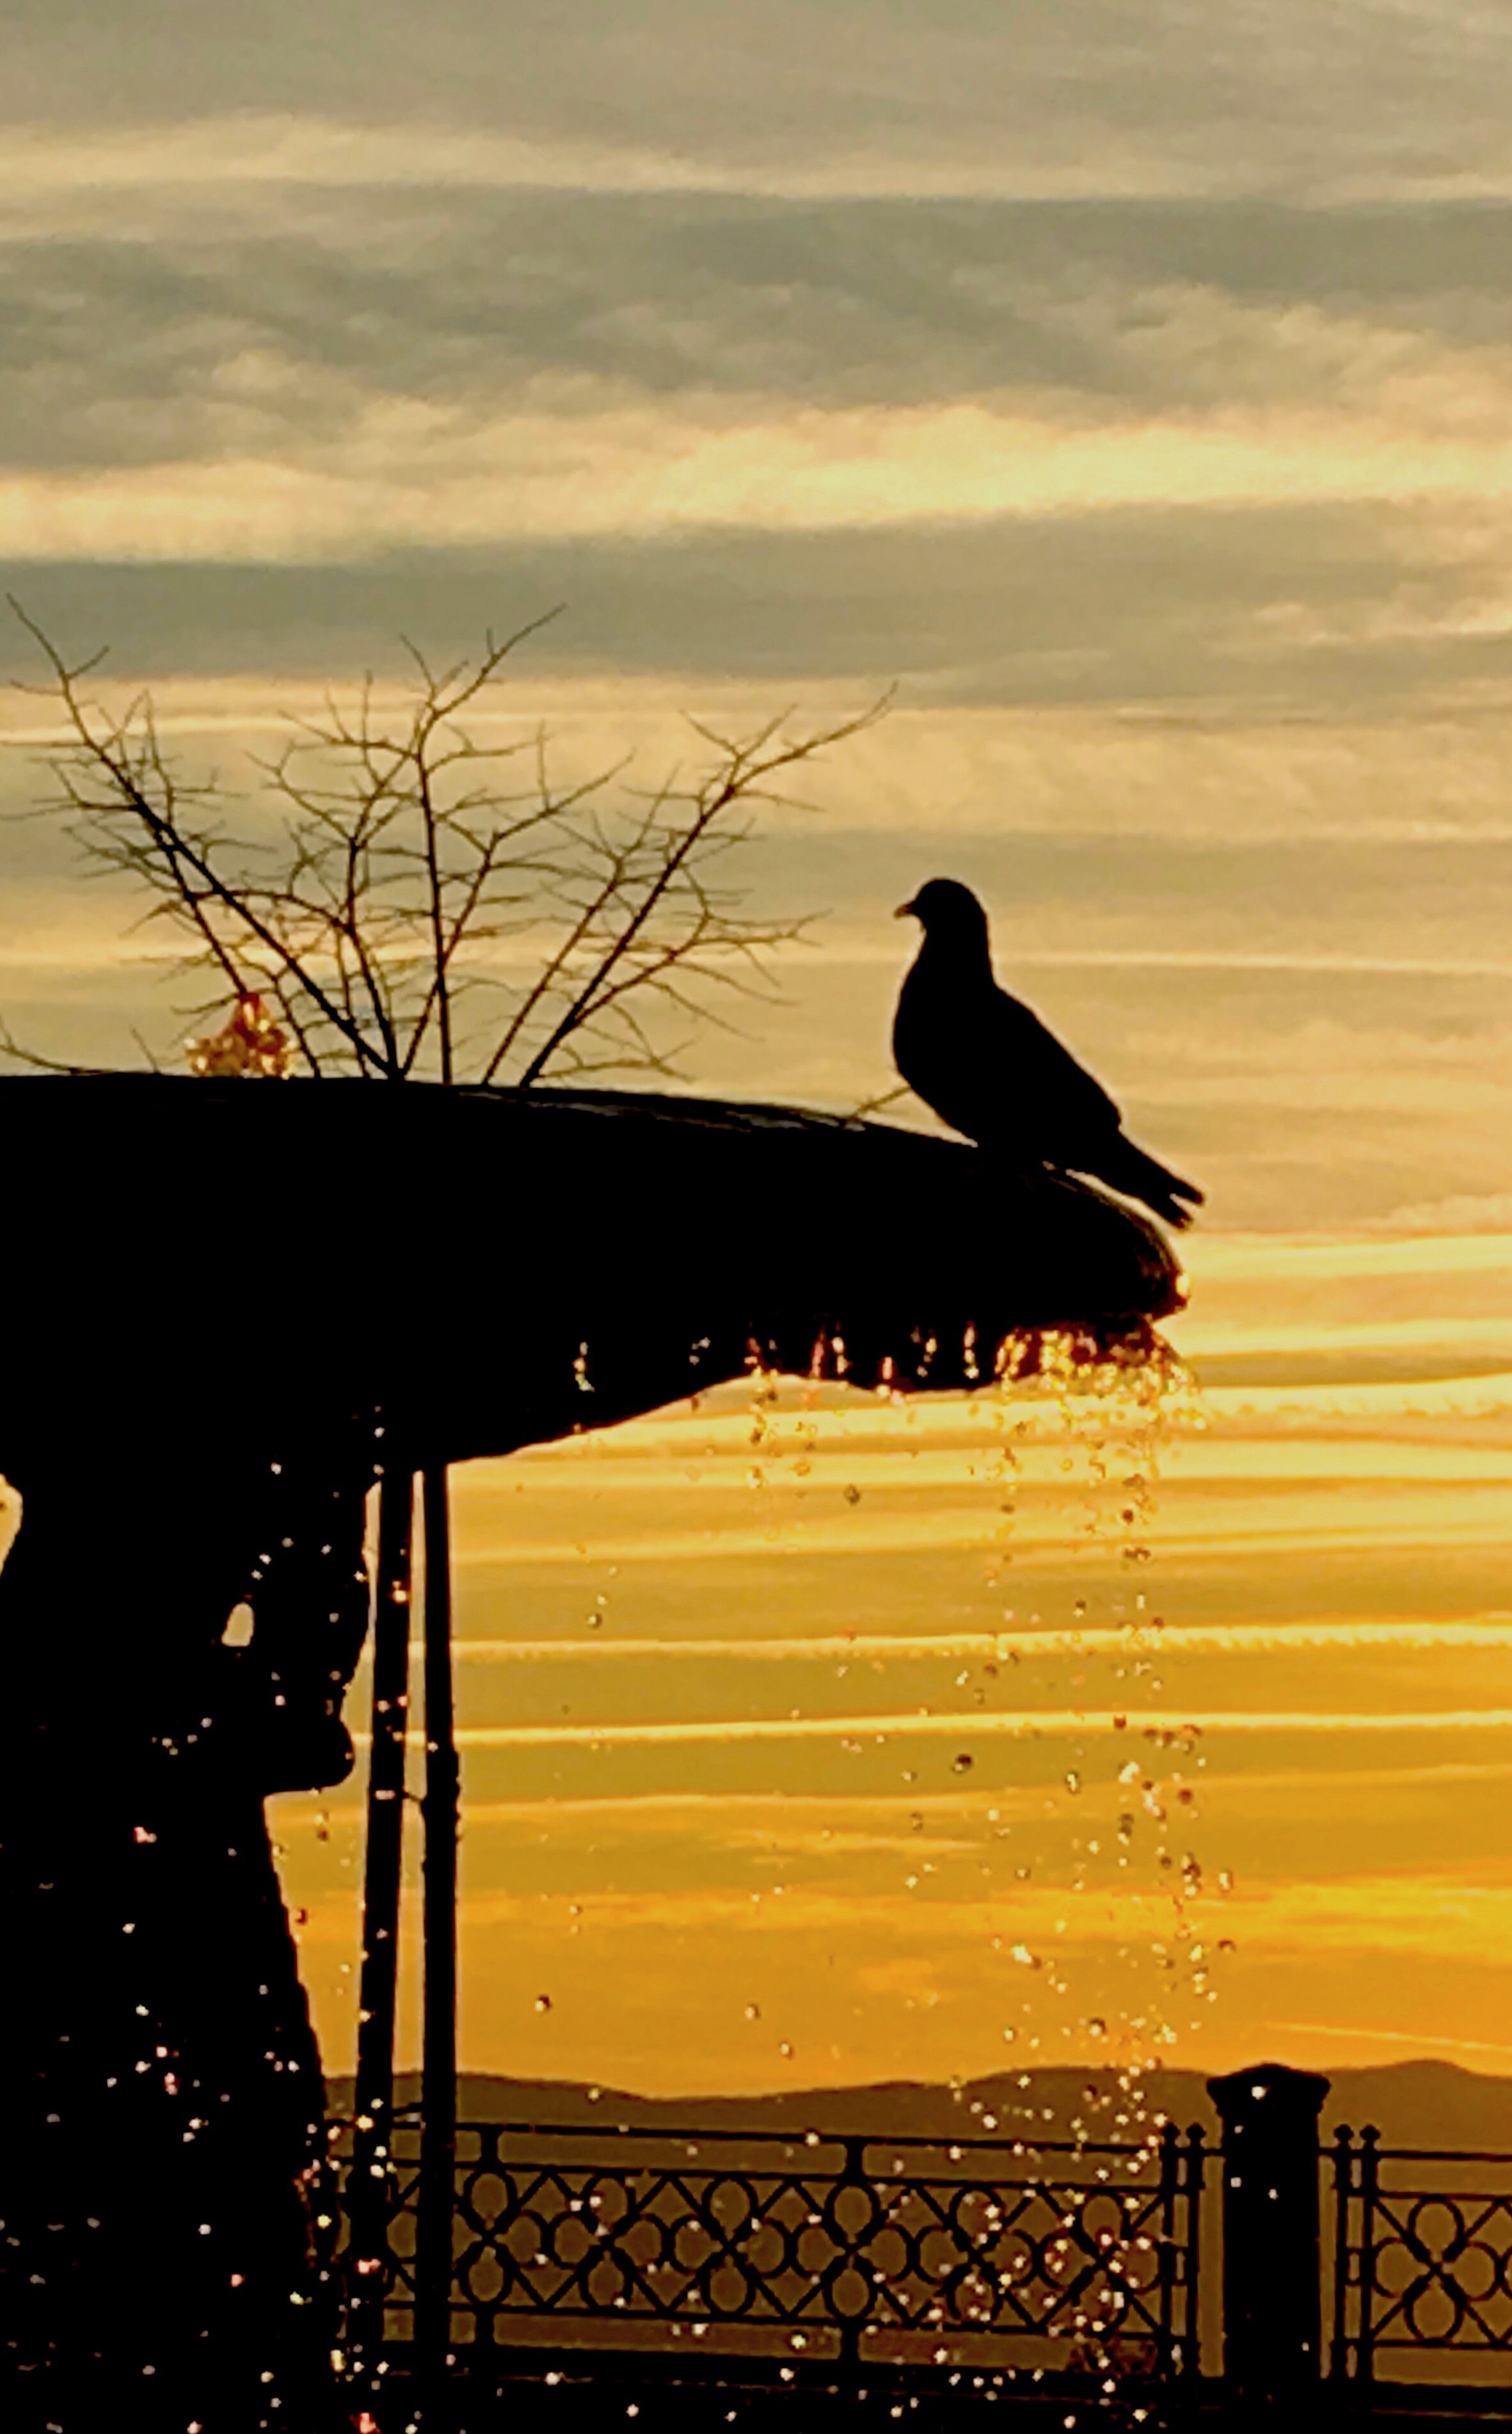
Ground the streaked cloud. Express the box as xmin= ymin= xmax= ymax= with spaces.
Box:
xmin=12 ymin=3 xmax=1512 ymax=205
xmin=10 ymin=398 xmax=1512 ymax=564
xmin=1188 ymin=1235 xmax=1512 ymax=1280
xmin=449 ymin=1619 xmax=1512 ymax=1663
xmin=361 ymin=1706 xmax=1512 ymax=1751
xmin=1270 ymin=2019 xmax=1512 ymax=2062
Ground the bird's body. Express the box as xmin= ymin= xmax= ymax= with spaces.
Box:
xmin=893 ymin=878 xmax=1203 ymax=1230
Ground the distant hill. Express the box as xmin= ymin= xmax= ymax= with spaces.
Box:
xmin=328 ymin=2057 xmax=1512 ymax=2154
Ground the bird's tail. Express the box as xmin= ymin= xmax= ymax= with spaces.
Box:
xmin=1096 ymin=1137 xmax=1205 ymax=1231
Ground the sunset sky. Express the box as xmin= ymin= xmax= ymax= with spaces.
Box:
xmin=8 ymin=0 xmax=1512 ymax=2095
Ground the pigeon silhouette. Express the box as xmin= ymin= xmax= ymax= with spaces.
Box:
xmin=893 ymin=877 xmax=1204 ymax=1229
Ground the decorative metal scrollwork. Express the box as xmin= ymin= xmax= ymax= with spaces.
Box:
xmin=1330 ymin=2128 xmax=1512 ymax=2382
xmin=325 ymin=2112 xmax=1203 ymax=2378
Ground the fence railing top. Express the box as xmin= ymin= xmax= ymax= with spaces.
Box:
xmin=1329 ymin=2136 xmax=1512 ymax=2165
xmin=344 ymin=2113 xmax=1198 ymax=2163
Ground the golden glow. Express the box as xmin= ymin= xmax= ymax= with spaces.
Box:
xmin=16 ymin=4 xmax=1512 ymax=2123
xmin=265 ymin=1227 xmax=1512 ymax=2093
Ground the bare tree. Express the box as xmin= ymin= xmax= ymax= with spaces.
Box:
xmin=3 ymin=599 xmax=883 ymax=1087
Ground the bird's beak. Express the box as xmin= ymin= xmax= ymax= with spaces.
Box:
xmin=894 ymin=897 xmax=917 ymax=919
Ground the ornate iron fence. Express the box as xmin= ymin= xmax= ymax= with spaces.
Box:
xmin=1329 ymin=2128 xmax=1512 ymax=2387
xmin=324 ymin=2111 xmax=1206 ymax=2385
xmin=317 ymin=2083 xmax=1512 ymax=2402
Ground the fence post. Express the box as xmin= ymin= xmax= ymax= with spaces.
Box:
xmin=1180 ymin=2124 xmax=1206 ymax=2381
xmin=1207 ymin=2063 xmax=1329 ymax=2410
xmin=1356 ymin=2125 xmax=1380 ymax=2389
xmin=1328 ymin=2124 xmax=1356 ymax=2384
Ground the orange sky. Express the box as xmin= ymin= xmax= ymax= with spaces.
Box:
xmin=270 ymin=1224 xmax=1512 ymax=2095
xmin=12 ymin=0 xmax=1512 ymax=2107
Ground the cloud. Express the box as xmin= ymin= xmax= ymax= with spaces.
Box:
xmin=1380 ymin=1192 xmax=1512 ymax=1235
xmin=450 ymin=1619 xmax=1512 ymax=1663
xmin=1184 ymin=1233 xmax=1512 ymax=1279
xmin=11 ymin=397 xmax=1512 ymax=564
xmin=9 ymin=6 xmax=1512 ymax=204
xmin=273 ymin=1783 xmax=1060 ymax=1831
xmin=6 ymin=182 xmax=1512 ymax=728
xmin=355 ymin=1705 xmax=1512 ymax=1750
xmin=12 ymin=186 xmax=1512 ymax=428
xmin=289 ymin=1851 xmax=1512 ymax=1981
xmin=1176 ymin=1311 xmax=1512 ymax=1363
xmin=1230 ymin=1870 xmax=1512 ymax=1966
xmin=10 ymin=497 xmax=1512 ymax=744
xmin=1269 ymin=2017 xmax=1512 ymax=2060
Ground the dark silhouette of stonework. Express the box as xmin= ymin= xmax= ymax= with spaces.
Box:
xmin=0 ymin=1075 xmax=1181 ymax=2427
xmin=1 ymin=1408 xmax=372 ymax=2427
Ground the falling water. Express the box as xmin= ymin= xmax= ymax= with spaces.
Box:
xmin=671 ymin=1332 xmax=1219 ymax=2386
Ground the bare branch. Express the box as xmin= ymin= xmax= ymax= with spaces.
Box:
xmin=8 ymin=598 xmax=397 ymax=1078
xmin=5 ymin=600 xmax=879 ymax=1092
xmin=0 ymin=1016 xmax=127 ymax=1077
xmin=846 ymin=1085 xmax=909 ymax=1121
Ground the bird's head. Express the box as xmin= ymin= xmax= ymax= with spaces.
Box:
xmin=895 ymin=877 xmax=991 ymax=947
